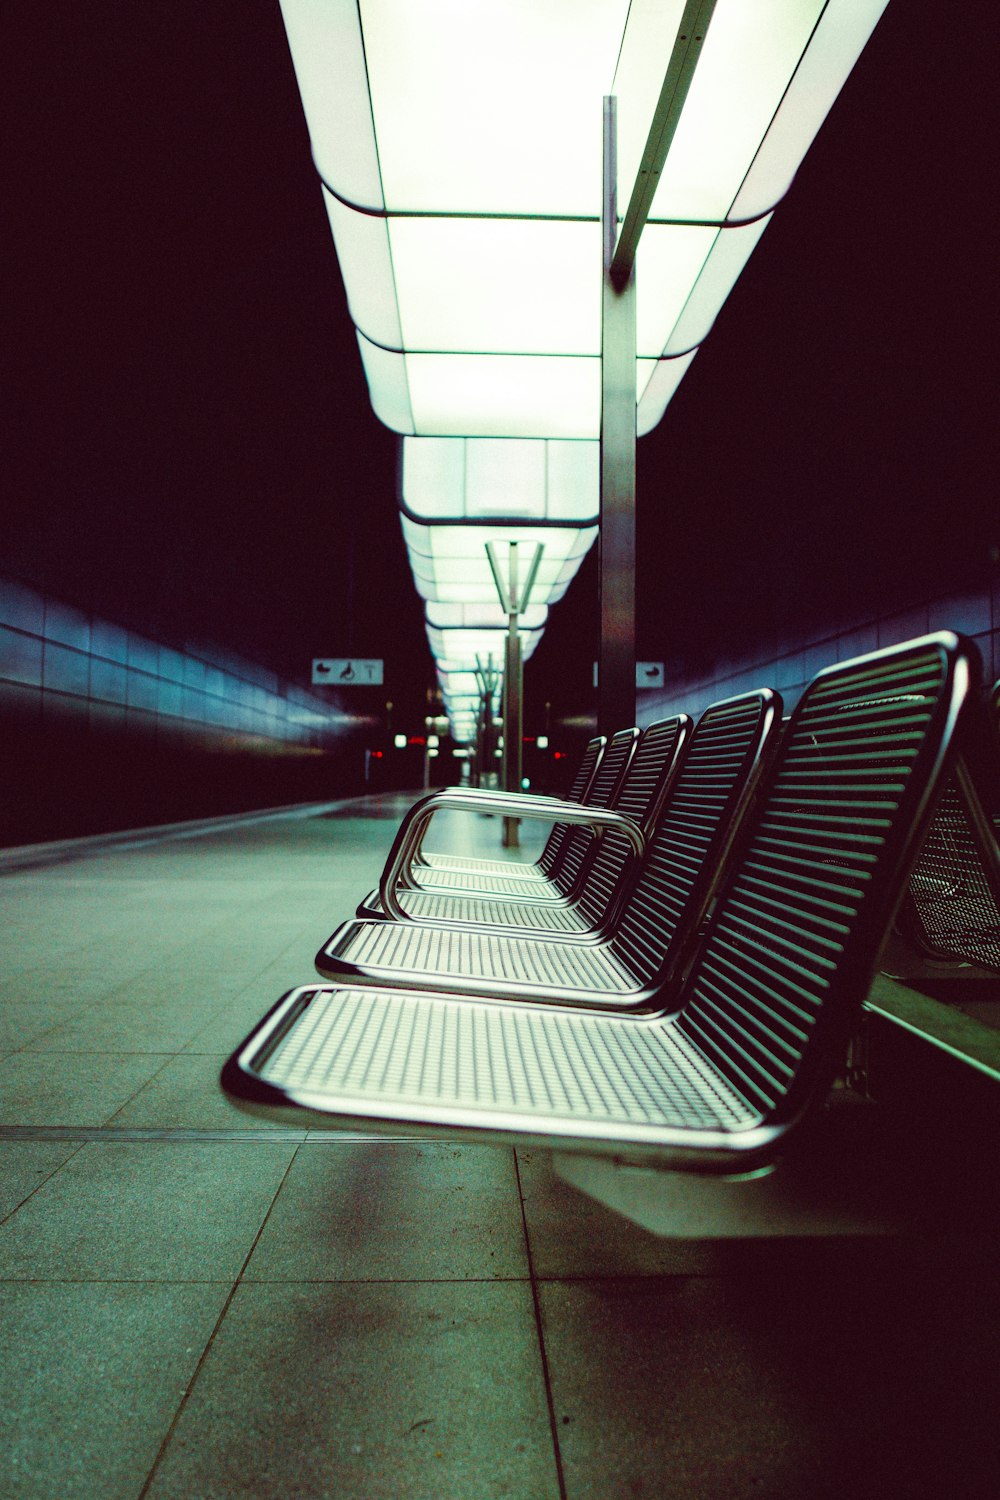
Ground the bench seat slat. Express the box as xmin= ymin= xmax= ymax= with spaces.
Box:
xmin=368 ymin=894 xmax=592 ymax=931
xmin=245 ymin=987 xmax=761 ymax=1135
xmin=331 ymin=921 xmax=641 ymax=995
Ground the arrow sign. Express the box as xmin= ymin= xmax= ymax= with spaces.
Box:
xmin=592 ymin=661 xmax=666 ymax=689
xmin=637 ymin=661 xmax=665 ymax=688
xmin=312 ymin=658 xmax=384 ymax=686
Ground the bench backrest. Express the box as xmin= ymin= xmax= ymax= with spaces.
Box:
xmin=536 ymin=734 xmax=605 ymax=877
xmin=574 ymin=715 xmax=691 ymax=928
xmin=676 ymin=633 xmax=974 ymax=1126
xmin=550 ymin=727 xmax=639 ymax=893
xmin=610 ymin=690 xmax=781 ymax=987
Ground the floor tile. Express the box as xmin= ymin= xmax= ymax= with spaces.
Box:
xmin=0 ymin=1140 xmax=81 ymax=1221
xmin=0 ymin=1280 xmax=229 ymax=1500
xmin=0 ymin=970 xmax=138 ymax=1006
xmin=0 ymin=1001 xmax=97 ymax=1052
xmin=146 ymin=1280 xmax=559 ymax=1500
xmin=183 ymin=994 xmax=297 ymax=1052
xmin=517 ymin=1149 xmax=718 ymax=1278
xmin=6 ymin=802 xmax=1000 ymax=1500
xmin=94 ymin=966 xmax=251 ymax=1009
xmin=109 ymin=1053 xmax=292 ymax=1130
xmin=0 ymin=1050 xmax=171 ymax=1125
xmin=539 ymin=1245 xmax=1000 ymax=1500
xmin=0 ymin=1141 xmax=296 ymax=1280
xmin=245 ymin=1142 xmax=528 ymax=1282
xmin=25 ymin=996 xmax=223 ymax=1053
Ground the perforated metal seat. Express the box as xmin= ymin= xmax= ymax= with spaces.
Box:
xmin=317 ymin=692 xmax=779 ymax=1008
xmin=415 ymin=735 xmax=605 ymax=882
xmin=357 ymin=715 xmax=691 ymax=934
xmin=225 ymin=634 xmax=975 ymax=1172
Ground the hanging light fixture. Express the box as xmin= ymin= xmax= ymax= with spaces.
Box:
xmin=400 ymin=435 xmax=598 ymax=606
xmin=403 ymin=435 xmax=597 ymax=735
xmin=428 ymin=626 xmax=543 ymax=671
xmin=279 ymin=0 xmax=889 ymax=438
xmin=277 ymin=0 xmax=890 ymax=736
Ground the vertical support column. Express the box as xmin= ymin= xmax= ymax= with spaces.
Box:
xmin=599 ymin=96 xmax=637 ymax=737
xmin=487 ymin=539 xmax=542 ymax=849
xmin=501 ymin=544 xmax=522 ymax=848
xmin=502 ymin=611 xmax=523 ymax=847
xmin=474 ymin=652 xmax=498 ymax=790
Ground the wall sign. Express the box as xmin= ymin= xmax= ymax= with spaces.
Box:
xmin=312 ymin=658 xmax=384 ymax=685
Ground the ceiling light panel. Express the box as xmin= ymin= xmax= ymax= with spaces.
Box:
xmin=402 ymin=438 xmax=598 ymax=523
xmin=403 ymin=517 xmax=598 ymax=606
xmin=281 ymin=0 xmax=888 ymax=438
xmin=424 ymin=601 xmax=549 ymax=632
xmin=427 ymin=627 xmax=543 ymax=669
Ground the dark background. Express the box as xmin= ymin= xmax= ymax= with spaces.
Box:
xmin=3 ymin=0 xmax=997 ymax=741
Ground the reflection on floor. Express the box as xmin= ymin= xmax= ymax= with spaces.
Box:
xmin=1 ymin=795 xmax=998 ymax=1499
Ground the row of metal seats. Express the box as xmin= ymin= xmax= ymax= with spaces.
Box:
xmin=359 ymin=675 xmax=1000 ymax=982
xmin=222 ymin=632 xmax=994 ymax=1178
xmin=320 ymin=692 xmax=778 ymax=1008
xmin=359 ymin=723 xmax=653 ymax=921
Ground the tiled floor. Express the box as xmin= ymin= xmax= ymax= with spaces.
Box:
xmin=1 ymin=799 xmax=999 ymax=1498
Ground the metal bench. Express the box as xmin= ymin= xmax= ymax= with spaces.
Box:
xmin=415 ymin=733 xmax=605 ymax=881
xmin=314 ymin=690 xmax=779 ymax=1010
xmin=897 ymin=677 xmax=1000 ymax=973
xmin=395 ymin=726 xmax=640 ymax=904
xmin=356 ymin=715 xmax=691 ymax=934
xmin=223 ymin=633 xmax=975 ymax=1174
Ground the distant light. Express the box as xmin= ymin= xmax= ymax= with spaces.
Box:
xmin=427 ymin=733 xmax=440 ymax=747
xmin=554 ymin=751 xmax=566 ymax=759
xmin=409 ymin=735 xmax=426 ymax=745
xmin=393 ymin=733 xmax=407 ymax=748
xmin=536 ymin=735 xmax=549 ymax=749
xmin=521 ymin=777 xmax=530 ymax=790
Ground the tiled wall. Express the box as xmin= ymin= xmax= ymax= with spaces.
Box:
xmin=0 ymin=575 xmax=353 ymax=752
xmin=0 ymin=575 xmax=369 ymax=843
xmin=638 ymin=581 xmax=1000 ymax=725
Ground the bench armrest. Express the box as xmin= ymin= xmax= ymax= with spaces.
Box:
xmin=379 ymin=793 xmax=644 ymax=921
xmin=407 ymin=785 xmax=576 ymax=865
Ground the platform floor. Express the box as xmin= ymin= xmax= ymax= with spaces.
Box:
xmin=2 ymin=795 xmax=999 ymax=1499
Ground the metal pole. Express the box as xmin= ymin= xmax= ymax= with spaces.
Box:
xmin=599 ymin=96 xmax=637 ymax=737
xmin=608 ymin=1 xmax=717 ymax=289
xmin=501 ymin=544 xmax=520 ymax=847
xmin=502 ymin=606 xmax=523 ymax=847
xmin=474 ymin=652 xmax=498 ymax=790
xmin=486 ymin=540 xmax=542 ymax=849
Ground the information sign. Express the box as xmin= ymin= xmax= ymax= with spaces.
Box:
xmin=591 ymin=662 xmax=666 ymax=689
xmin=312 ymin=658 xmax=384 ymax=686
